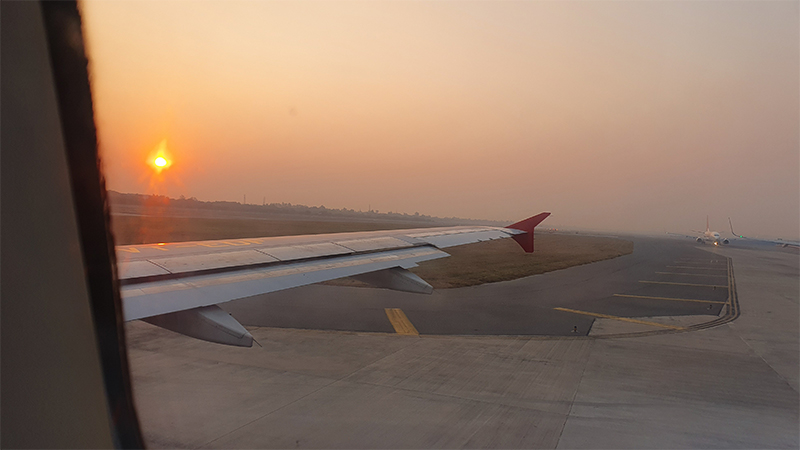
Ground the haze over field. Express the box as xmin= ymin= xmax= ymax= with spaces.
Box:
xmin=81 ymin=1 xmax=798 ymax=239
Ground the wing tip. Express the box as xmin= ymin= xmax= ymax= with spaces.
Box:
xmin=506 ymin=212 xmax=551 ymax=233
xmin=505 ymin=212 xmax=551 ymax=253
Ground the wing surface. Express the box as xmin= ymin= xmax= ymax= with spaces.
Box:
xmin=666 ymin=232 xmax=701 ymax=240
xmin=121 ymin=246 xmax=448 ymax=321
xmin=117 ymin=213 xmax=550 ymax=346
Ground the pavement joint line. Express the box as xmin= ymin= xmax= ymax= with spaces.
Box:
xmin=553 ymin=307 xmax=685 ymax=330
xmin=655 ymin=271 xmax=728 ymax=278
xmin=555 ymin=344 xmax=593 ymax=448
xmin=667 ymin=265 xmax=727 ymax=270
xmin=200 ymin=362 xmax=350 ymax=447
xmin=385 ymin=308 xmax=420 ymax=336
xmin=640 ymin=280 xmax=728 ymax=288
xmin=202 ymin=327 xmax=429 ymax=447
xmin=613 ymin=294 xmax=727 ymax=304
xmin=345 ymin=375 xmax=572 ymax=416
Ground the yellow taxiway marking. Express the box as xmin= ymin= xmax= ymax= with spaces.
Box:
xmin=655 ymin=272 xmax=728 ymax=278
xmin=613 ymin=294 xmax=727 ymax=305
xmin=667 ymin=265 xmax=727 ymax=271
xmin=554 ymin=307 xmax=685 ymax=330
xmin=385 ymin=308 xmax=419 ymax=336
xmin=640 ymin=280 xmax=728 ymax=288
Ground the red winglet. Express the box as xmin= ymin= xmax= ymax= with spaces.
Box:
xmin=505 ymin=212 xmax=551 ymax=253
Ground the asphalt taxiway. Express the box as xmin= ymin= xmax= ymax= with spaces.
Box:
xmin=223 ymin=236 xmax=731 ymax=337
xmin=125 ymin=236 xmax=799 ymax=448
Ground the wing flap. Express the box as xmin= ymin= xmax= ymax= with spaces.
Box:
xmin=335 ymin=236 xmax=412 ymax=252
xmin=412 ymin=229 xmax=515 ymax=248
xmin=118 ymin=260 xmax=171 ymax=279
xmin=260 ymin=242 xmax=353 ymax=261
xmin=147 ymin=249 xmax=279 ymax=274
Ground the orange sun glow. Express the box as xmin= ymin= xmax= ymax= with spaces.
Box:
xmin=148 ymin=140 xmax=172 ymax=174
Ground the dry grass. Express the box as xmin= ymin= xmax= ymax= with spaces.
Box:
xmin=110 ymin=215 xmax=437 ymax=245
xmin=110 ymin=215 xmax=633 ymax=289
xmin=328 ymin=234 xmax=633 ymax=289
xmin=415 ymin=234 xmax=631 ymax=288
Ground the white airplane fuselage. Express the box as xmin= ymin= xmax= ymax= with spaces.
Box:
xmin=698 ymin=230 xmax=728 ymax=246
xmin=694 ymin=216 xmax=730 ymax=246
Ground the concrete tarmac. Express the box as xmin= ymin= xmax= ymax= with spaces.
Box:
xmin=125 ymin=237 xmax=799 ymax=448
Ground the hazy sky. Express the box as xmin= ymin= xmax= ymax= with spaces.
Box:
xmin=81 ymin=1 xmax=798 ymax=239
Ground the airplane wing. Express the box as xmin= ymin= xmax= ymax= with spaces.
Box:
xmin=117 ymin=212 xmax=550 ymax=346
xmin=769 ymin=240 xmax=800 ymax=249
xmin=666 ymin=232 xmax=701 ymax=241
xmin=728 ymin=218 xmax=799 ymax=249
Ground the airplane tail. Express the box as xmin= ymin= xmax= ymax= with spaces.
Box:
xmin=506 ymin=212 xmax=551 ymax=253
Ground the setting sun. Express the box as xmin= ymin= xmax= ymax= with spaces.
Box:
xmin=148 ymin=139 xmax=172 ymax=174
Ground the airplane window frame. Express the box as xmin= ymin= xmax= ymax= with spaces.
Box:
xmin=41 ymin=2 xmax=144 ymax=447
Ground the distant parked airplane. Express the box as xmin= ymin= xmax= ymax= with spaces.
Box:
xmin=696 ymin=216 xmax=729 ymax=245
xmin=668 ymin=216 xmax=729 ymax=246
